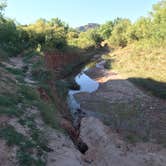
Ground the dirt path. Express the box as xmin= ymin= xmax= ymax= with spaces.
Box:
xmin=75 ymin=61 xmax=166 ymax=145
xmin=80 ymin=117 xmax=166 ymax=166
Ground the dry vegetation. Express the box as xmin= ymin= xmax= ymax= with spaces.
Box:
xmin=103 ymin=44 xmax=166 ymax=98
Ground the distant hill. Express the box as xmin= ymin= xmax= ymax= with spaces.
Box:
xmin=76 ymin=23 xmax=100 ymax=32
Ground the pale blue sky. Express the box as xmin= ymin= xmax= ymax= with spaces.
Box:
xmin=5 ymin=0 xmax=159 ymax=27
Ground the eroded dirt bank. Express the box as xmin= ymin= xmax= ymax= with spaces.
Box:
xmin=0 ymin=57 xmax=86 ymax=166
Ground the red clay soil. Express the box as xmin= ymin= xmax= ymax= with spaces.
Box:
xmin=44 ymin=51 xmax=80 ymax=70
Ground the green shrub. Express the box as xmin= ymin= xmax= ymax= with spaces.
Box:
xmin=5 ymin=67 xmax=24 ymax=76
xmin=104 ymin=59 xmax=112 ymax=69
xmin=0 ymin=125 xmax=30 ymax=146
xmin=36 ymin=100 xmax=60 ymax=129
xmin=19 ymin=85 xmax=39 ymax=101
xmin=0 ymin=93 xmax=21 ymax=106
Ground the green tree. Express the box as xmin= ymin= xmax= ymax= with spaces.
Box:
xmin=77 ymin=31 xmax=94 ymax=49
xmin=0 ymin=18 xmax=24 ymax=54
xmin=127 ymin=17 xmax=152 ymax=42
xmin=151 ymin=0 xmax=166 ymax=42
xmin=98 ymin=21 xmax=114 ymax=39
xmin=0 ymin=0 xmax=6 ymax=17
xmin=45 ymin=27 xmax=67 ymax=50
xmin=48 ymin=18 xmax=69 ymax=32
xmin=151 ymin=0 xmax=166 ymax=24
xmin=89 ymin=30 xmax=103 ymax=47
xmin=109 ymin=19 xmax=131 ymax=47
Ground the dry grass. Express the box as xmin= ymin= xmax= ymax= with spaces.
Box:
xmin=103 ymin=45 xmax=166 ymax=98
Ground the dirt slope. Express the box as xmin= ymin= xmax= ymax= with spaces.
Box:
xmin=80 ymin=117 xmax=166 ymax=166
xmin=0 ymin=57 xmax=85 ymax=166
xmin=75 ymin=61 xmax=166 ymax=145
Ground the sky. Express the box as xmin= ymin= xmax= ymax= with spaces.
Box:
xmin=4 ymin=0 xmax=159 ymax=27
